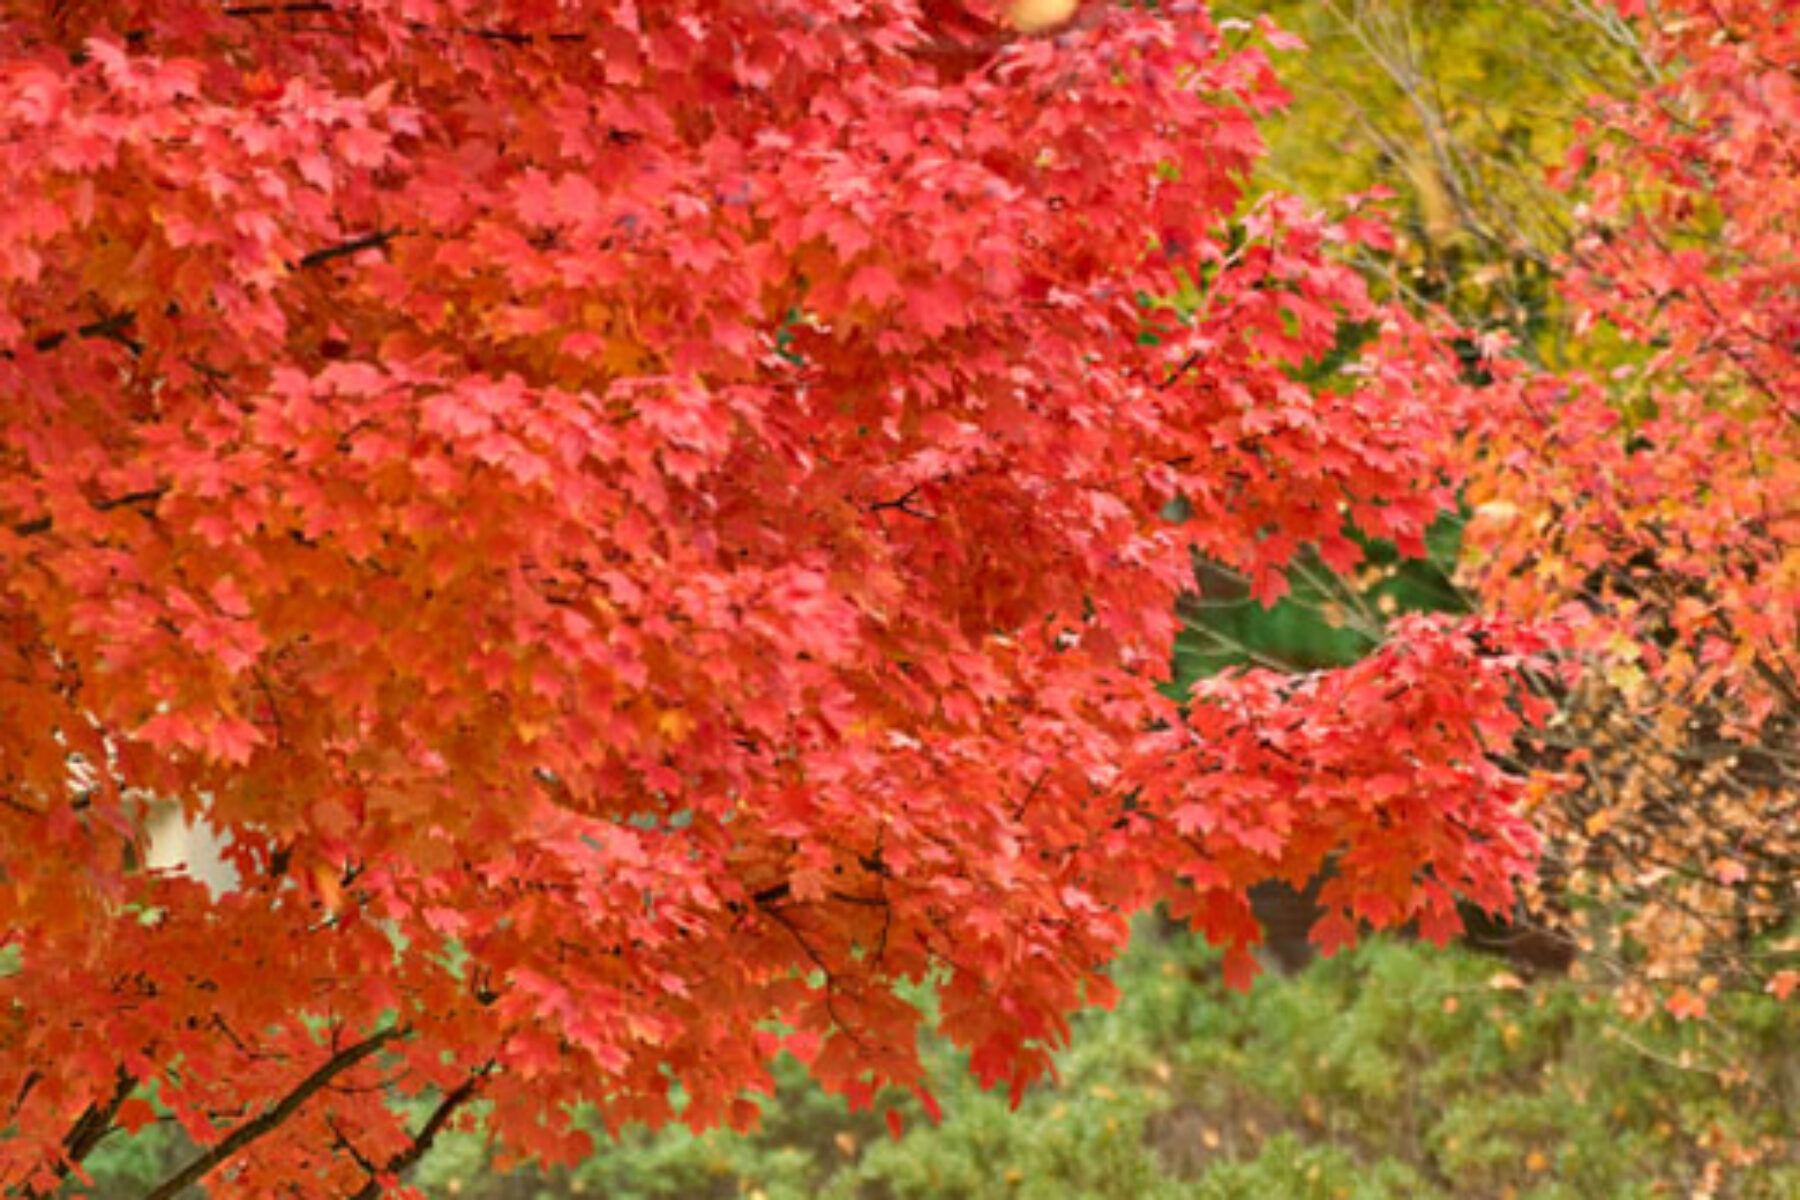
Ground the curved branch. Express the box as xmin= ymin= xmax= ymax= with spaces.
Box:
xmin=343 ymin=1064 xmax=493 ymax=1200
xmin=142 ymin=1026 xmax=406 ymax=1200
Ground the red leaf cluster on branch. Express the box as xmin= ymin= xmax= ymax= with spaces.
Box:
xmin=1 ymin=2 xmax=1540 ymax=1193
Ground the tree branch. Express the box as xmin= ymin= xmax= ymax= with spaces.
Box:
xmin=142 ymin=1026 xmax=406 ymax=1200
xmin=866 ymin=485 xmax=933 ymax=520
xmin=18 ymin=226 xmax=396 ymax=362
xmin=23 ymin=1067 xmax=137 ymax=1199
xmin=296 ymin=230 xmax=399 ymax=270
xmin=10 ymin=487 xmax=169 ymax=539
xmin=223 ymin=3 xmax=587 ymax=45
xmin=1157 ymin=350 xmax=1201 ymax=390
xmin=222 ymin=2 xmax=336 ymax=14
xmin=28 ymin=312 xmax=140 ymax=356
xmin=343 ymin=1065 xmax=492 ymax=1200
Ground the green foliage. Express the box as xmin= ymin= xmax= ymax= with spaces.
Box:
xmin=74 ymin=926 xmax=1790 ymax=1199
xmin=67 ymin=1123 xmax=187 ymax=1200
xmin=1170 ymin=512 xmax=1466 ymax=694
xmin=1192 ymin=1137 xmax=1437 ymax=1200
xmin=1217 ymin=0 xmax=1642 ymax=360
xmin=536 ymin=931 xmax=1786 ymax=1197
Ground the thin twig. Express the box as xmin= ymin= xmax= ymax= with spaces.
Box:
xmin=343 ymin=1065 xmax=494 ymax=1200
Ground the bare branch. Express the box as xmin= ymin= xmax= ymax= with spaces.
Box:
xmin=296 ymin=230 xmax=399 ymax=270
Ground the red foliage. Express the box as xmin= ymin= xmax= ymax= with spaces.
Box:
xmin=1460 ymin=0 xmax=1799 ymax=1012
xmin=1 ymin=2 xmax=1541 ymax=1193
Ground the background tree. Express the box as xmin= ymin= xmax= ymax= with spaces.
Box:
xmin=0 ymin=2 xmax=1544 ymax=1195
xmin=1459 ymin=0 xmax=1800 ymax=1014
xmin=1219 ymin=0 xmax=1646 ymax=356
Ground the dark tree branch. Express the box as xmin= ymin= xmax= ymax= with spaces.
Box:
xmin=437 ymin=24 xmax=587 ymax=45
xmin=142 ymin=1026 xmax=406 ymax=1200
xmin=343 ymin=1065 xmax=493 ymax=1200
xmin=222 ymin=2 xmax=336 ymax=14
xmin=28 ymin=311 xmax=140 ymax=356
xmin=18 ymin=226 xmax=396 ymax=363
xmin=866 ymin=485 xmax=933 ymax=520
xmin=1157 ymin=350 xmax=1201 ymax=390
xmin=296 ymin=230 xmax=399 ymax=270
xmin=224 ymin=3 xmax=587 ymax=45
xmin=11 ymin=1070 xmax=42 ymax=1119
xmin=23 ymin=1067 xmax=137 ymax=1199
xmin=324 ymin=1114 xmax=382 ymax=1177
xmin=749 ymin=879 xmax=888 ymax=910
xmin=10 ymin=487 xmax=169 ymax=539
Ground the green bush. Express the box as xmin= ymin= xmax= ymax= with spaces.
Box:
xmin=72 ymin=925 xmax=1799 ymax=1198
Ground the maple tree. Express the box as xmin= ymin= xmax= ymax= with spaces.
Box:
xmin=1459 ymin=0 xmax=1800 ymax=1014
xmin=0 ymin=2 xmax=1550 ymax=1195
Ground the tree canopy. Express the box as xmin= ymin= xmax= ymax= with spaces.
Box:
xmin=0 ymin=3 xmax=1551 ymax=1196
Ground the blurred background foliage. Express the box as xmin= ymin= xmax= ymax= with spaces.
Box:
xmin=1217 ymin=0 xmax=1646 ymax=364
xmin=73 ymin=930 xmax=1800 ymax=1198
xmin=63 ymin=2 xmax=1800 ymax=1195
